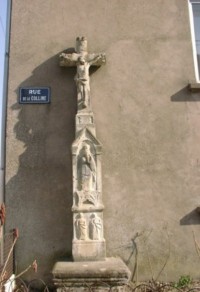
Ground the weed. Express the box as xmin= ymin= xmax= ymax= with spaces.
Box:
xmin=174 ymin=275 xmax=192 ymax=288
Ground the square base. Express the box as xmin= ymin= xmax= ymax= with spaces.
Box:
xmin=52 ymin=257 xmax=131 ymax=291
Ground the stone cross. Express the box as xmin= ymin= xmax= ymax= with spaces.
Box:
xmin=59 ymin=37 xmax=106 ymax=261
xmin=60 ymin=37 xmax=106 ymax=111
xmin=53 ymin=38 xmax=131 ymax=290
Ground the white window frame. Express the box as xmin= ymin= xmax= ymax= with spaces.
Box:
xmin=188 ymin=0 xmax=200 ymax=82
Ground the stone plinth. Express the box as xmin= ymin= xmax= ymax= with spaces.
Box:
xmin=52 ymin=257 xmax=131 ymax=291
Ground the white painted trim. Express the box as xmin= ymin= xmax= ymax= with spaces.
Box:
xmin=188 ymin=0 xmax=200 ymax=82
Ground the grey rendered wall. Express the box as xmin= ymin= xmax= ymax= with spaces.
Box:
xmin=5 ymin=0 xmax=200 ymax=284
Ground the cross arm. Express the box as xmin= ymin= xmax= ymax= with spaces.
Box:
xmin=87 ymin=53 xmax=106 ymax=66
xmin=59 ymin=52 xmax=79 ymax=67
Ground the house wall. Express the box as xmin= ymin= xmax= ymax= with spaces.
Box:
xmin=5 ymin=0 xmax=200 ymax=284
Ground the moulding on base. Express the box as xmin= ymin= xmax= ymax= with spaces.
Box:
xmin=52 ymin=257 xmax=131 ymax=292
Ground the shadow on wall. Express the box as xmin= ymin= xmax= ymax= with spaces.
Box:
xmin=180 ymin=208 xmax=200 ymax=225
xmin=171 ymin=87 xmax=200 ymax=225
xmin=171 ymin=86 xmax=200 ymax=101
xmin=6 ymin=50 xmax=79 ymax=283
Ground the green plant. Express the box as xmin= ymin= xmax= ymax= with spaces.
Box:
xmin=174 ymin=275 xmax=192 ymax=288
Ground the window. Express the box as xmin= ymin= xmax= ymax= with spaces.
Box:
xmin=189 ymin=0 xmax=200 ymax=82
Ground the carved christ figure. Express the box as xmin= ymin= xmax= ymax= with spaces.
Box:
xmin=74 ymin=56 xmax=90 ymax=108
xmin=74 ymin=55 xmax=105 ymax=109
xmin=59 ymin=37 xmax=106 ymax=110
xmin=80 ymin=144 xmax=96 ymax=191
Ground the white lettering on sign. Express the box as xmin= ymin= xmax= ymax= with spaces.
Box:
xmin=30 ymin=96 xmax=47 ymax=101
xmin=29 ymin=89 xmax=41 ymax=94
xmin=20 ymin=88 xmax=50 ymax=103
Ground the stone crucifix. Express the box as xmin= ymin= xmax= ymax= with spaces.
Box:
xmin=59 ymin=37 xmax=106 ymax=111
xmin=59 ymin=37 xmax=106 ymax=261
xmin=53 ymin=38 xmax=130 ymax=290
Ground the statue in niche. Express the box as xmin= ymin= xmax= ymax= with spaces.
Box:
xmin=90 ymin=214 xmax=102 ymax=240
xmin=75 ymin=213 xmax=88 ymax=240
xmin=79 ymin=144 xmax=96 ymax=191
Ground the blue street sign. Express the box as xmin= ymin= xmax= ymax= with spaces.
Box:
xmin=19 ymin=87 xmax=51 ymax=104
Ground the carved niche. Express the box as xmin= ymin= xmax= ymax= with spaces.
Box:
xmin=72 ymin=128 xmax=103 ymax=210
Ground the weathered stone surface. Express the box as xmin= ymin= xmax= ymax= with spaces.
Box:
xmin=52 ymin=257 xmax=131 ymax=291
xmin=52 ymin=37 xmax=130 ymax=290
xmin=60 ymin=37 xmax=106 ymax=112
xmin=72 ymin=240 xmax=106 ymax=261
xmin=60 ymin=37 xmax=106 ymax=261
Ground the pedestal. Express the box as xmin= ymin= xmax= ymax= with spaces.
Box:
xmin=52 ymin=257 xmax=131 ymax=291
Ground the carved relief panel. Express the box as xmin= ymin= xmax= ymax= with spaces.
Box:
xmin=74 ymin=212 xmax=104 ymax=241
